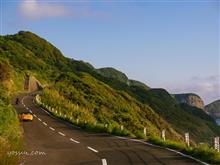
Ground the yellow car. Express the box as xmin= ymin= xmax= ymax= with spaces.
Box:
xmin=19 ymin=112 xmax=33 ymax=121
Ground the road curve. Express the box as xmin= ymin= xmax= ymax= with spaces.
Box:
xmin=14 ymin=93 xmax=205 ymax=165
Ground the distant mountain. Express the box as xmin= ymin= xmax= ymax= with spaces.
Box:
xmin=205 ymin=100 xmax=220 ymax=119
xmin=173 ymin=93 xmax=204 ymax=109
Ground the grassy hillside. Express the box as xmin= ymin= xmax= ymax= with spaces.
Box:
xmin=97 ymin=67 xmax=129 ymax=83
xmin=40 ymin=72 xmax=180 ymax=139
xmin=205 ymin=100 xmax=220 ymax=119
xmin=138 ymin=89 xmax=220 ymax=142
xmin=0 ymin=61 xmax=22 ymax=164
xmin=1 ymin=31 xmax=220 ymax=146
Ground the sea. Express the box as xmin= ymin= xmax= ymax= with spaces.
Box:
xmin=216 ymin=119 xmax=220 ymax=126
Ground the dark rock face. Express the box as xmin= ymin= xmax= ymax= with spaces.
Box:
xmin=174 ymin=93 xmax=204 ymax=109
xmin=24 ymin=75 xmax=42 ymax=92
xmin=205 ymin=100 xmax=220 ymax=119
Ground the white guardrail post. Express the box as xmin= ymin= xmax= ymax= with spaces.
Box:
xmin=144 ymin=127 xmax=146 ymax=137
xmin=214 ymin=137 xmax=220 ymax=152
xmin=121 ymin=125 xmax=124 ymax=131
xmin=185 ymin=132 xmax=190 ymax=147
xmin=161 ymin=129 xmax=166 ymax=141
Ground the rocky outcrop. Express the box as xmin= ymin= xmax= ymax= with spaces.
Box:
xmin=24 ymin=75 xmax=42 ymax=92
xmin=205 ymin=100 xmax=220 ymax=119
xmin=174 ymin=93 xmax=204 ymax=109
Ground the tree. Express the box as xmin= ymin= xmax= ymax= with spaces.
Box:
xmin=0 ymin=61 xmax=11 ymax=81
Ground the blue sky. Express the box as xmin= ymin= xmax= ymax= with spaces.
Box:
xmin=1 ymin=0 xmax=219 ymax=104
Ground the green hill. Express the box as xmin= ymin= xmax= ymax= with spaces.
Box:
xmin=0 ymin=31 xmax=220 ymax=164
xmin=97 ymin=67 xmax=129 ymax=83
xmin=205 ymin=100 xmax=220 ymax=119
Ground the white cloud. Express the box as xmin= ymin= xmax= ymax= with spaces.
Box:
xmin=19 ymin=0 xmax=69 ymax=20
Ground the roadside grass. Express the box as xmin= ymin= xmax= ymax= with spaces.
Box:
xmin=0 ymin=101 xmax=22 ymax=165
xmin=148 ymin=136 xmax=220 ymax=164
xmin=36 ymin=95 xmax=220 ymax=164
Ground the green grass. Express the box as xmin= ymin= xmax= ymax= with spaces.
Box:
xmin=0 ymin=92 xmax=22 ymax=165
xmin=1 ymin=31 xmax=220 ymax=164
xmin=37 ymin=95 xmax=220 ymax=164
xmin=38 ymin=76 xmax=180 ymax=140
xmin=148 ymin=136 xmax=220 ymax=164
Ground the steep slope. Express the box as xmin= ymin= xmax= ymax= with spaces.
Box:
xmin=97 ymin=67 xmax=129 ymax=83
xmin=41 ymin=72 xmax=180 ymax=139
xmin=205 ymin=100 xmax=220 ymax=119
xmin=0 ymin=31 xmax=181 ymax=140
xmin=96 ymin=67 xmax=149 ymax=90
xmin=0 ymin=60 xmax=22 ymax=164
xmin=1 ymin=31 xmax=219 ymax=144
xmin=135 ymin=89 xmax=220 ymax=142
xmin=174 ymin=93 xmax=204 ymax=109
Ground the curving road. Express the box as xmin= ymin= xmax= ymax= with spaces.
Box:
xmin=14 ymin=93 xmax=207 ymax=165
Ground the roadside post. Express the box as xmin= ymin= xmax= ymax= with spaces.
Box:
xmin=161 ymin=129 xmax=166 ymax=141
xmin=214 ymin=137 xmax=220 ymax=152
xmin=144 ymin=127 xmax=146 ymax=137
xmin=121 ymin=125 xmax=124 ymax=131
xmin=185 ymin=133 xmax=190 ymax=147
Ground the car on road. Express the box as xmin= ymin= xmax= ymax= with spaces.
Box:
xmin=19 ymin=112 xmax=33 ymax=121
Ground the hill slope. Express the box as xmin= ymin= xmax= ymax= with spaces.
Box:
xmin=205 ymin=100 xmax=220 ymax=119
xmin=0 ymin=31 xmax=219 ymax=145
xmin=174 ymin=93 xmax=205 ymax=109
xmin=0 ymin=31 xmax=181 ymax=139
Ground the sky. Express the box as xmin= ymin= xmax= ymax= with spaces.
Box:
xmin=1 ymin=0 xmax=219 ymax=104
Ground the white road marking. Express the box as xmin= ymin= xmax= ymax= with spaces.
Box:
xmin=115 ymin=136 xmax=209 ymax=165
xmin=43 ymin=122 xmax=47 ymax=126
xmin=58 ymin=132 xmax=65 ymax=136
xmin=102 ymin=159 xmax=107 ymax=165
xmin=38 ymin=118 xmax=42 ymax=121
xmin=26 ymin=107 xmax=29 ymax=110
xmin=29 ymin=110 xmax=32 ymax=113
xmin=70 ymin=138 xmax=80 ymax=144
xmin=87 ymin=146 xmax=98 ymax=153
xmin=49 ymin=127 xmax=55 ymax=131
xmin=41 ymin=108 xmax=50 ymax=115
xmin=33 ymin=114 xmax=37 ymax=117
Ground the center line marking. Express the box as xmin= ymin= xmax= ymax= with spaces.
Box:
xmin=102 ymin=159 xmax=107 ymax=165
xmin=33 ymin=114 xmax=36 ymax=117
xmin=49 ymin=127 xmax=55 ymax=131
xmin=29 ymin=110 xmax=32 ymax=113
xmin=87 ymin=146 xmax=98 ymax=153
xmin=43 ymin=122 xmax=47 ymax=126
xmin=58 ymin=132 xmax=65 ymax=136
xmin=38 ymin=118 xmax=42 ymax=121
xmin=70 ymin=138 xmax=80 ymax=144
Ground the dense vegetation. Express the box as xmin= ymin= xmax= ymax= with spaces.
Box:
xmin=0 ymin=61 xmax=22 ymax=164
xmin=0 ymin=31 xmax=220 ymax=163
xmin=40 ymin=72 xmax=180 ymax=139
xmin=205 ymin=100 xmax=220 ymax=119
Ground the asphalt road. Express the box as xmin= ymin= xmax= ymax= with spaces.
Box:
xmin=13 ymin=93 xmax=206 ymax=165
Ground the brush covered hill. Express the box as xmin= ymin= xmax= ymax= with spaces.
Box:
xmin=174 ymin=93 xmax=205 ymax=109
xmin=0 ymin=31 xmax=220 ymax=145
xmin=0 ymin=31 xmax=180 ymax=139
xmin=96 ymin=67 xmax=149 ymax=90
xmin=205 ymin=100 xmax=220 ymax=119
